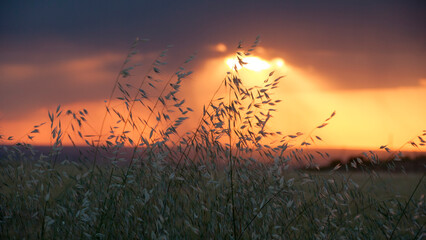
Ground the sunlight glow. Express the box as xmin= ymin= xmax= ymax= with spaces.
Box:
xmin=273 ymin=58 xmax=284 ymax=68
xmin=226 ymin=56 xmax=271 ymax=72
xmin=215 ymin=43 xmax=227 ymax=52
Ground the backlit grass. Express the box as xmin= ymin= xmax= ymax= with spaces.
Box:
xmin=1 ymin=38 xmax=425 ymax=239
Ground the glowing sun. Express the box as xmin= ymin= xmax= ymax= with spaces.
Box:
xmin=226 ymin=56 xmax=271 ymax=72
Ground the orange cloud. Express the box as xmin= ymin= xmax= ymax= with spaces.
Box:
xmin=0 ymin=64 xmax=38 ymax=82
xmin=272 ymin=87 xmax=426 ymax=150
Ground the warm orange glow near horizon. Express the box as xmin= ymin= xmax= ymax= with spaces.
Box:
xmin=195 ymin=50 xmax=425 ymax=152
xmin=1 ymin=47 xmax=425 ymax=155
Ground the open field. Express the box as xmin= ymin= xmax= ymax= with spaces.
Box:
xmin=0 ymin=152 xmax=424 ymax=239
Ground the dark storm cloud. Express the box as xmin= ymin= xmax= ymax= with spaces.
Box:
xmin=1 ymin=0 xmax=425 ymax=117
xmin=2 ymin=0 xmax=424 ymax=49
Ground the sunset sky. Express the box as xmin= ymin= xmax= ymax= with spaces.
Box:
xmin=1 ymin=0 xmax=425 ymax=151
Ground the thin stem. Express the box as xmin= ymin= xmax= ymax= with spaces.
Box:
xmin=388 ymin=173 xmax=424 ymax=239
xmin=228 ymin=81 xmax=237 ymax=238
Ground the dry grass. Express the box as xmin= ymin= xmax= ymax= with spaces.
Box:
xmin=0 ymin=38 xmax=425 ymax=239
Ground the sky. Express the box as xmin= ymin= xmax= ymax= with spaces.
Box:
xmin=0 ymin=0 xmax=425 ymax=151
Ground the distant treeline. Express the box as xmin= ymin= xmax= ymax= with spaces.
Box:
xmin=315 ymin=154 xmax=426 ymax=173
xmin=1 ymin=145 xmax=425 ymax=173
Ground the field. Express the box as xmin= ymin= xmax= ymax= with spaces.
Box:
xmin=0 ymin=153 xmax=424 ymax=239
xmin=0 ymin=38 xmax=425 ymax=239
